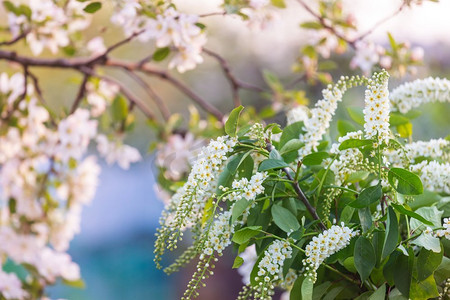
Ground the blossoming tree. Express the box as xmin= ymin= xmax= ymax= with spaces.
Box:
xmin=0 ymin=0 xmax=449 ymax=299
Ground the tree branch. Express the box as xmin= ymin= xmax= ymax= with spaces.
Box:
xmin=71 ymin=74 xmax=89 ymax=114
xmin=0 ymin=29 xmax=30 ymax=47
xmin=267 ymin=142 xmax=327 ymax=230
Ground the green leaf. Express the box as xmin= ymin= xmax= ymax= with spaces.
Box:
xmin=393 ymin=252 xmax=413 ymax=298
xmin=343 ymin=257 xmax=357 ymax=273
xmin=225 ymin=105 xmax=244 ymax=137
xmin=232 ymin=256 xmax=244 ymax=269
xmin=368 ymin=284 xmax=386 ymax=300
xmin=396 ymin=122 xmax=413 ymax=138
xmin=300 ymin=22 xmax=322 ymax=29
xmin=232 ymin=199 xmax=251 ymax=223
xmin=390 ymin=203 xmax=433 ymax=226
xmin=388 ymin=168 xmax=423 ymax=195
xmin=349 ymin=184 xmax=382 ymax=208
xmin=339 ymin=139 xmax=373 ymax=151
xmin=271 ymin=205 xmax=300 ymax=233
xmin=412 ymin=231 xmax=441 ymax=253
xmin=358 ymin=207 xmax=372 ymax=233
xmin=271 ymin=0 xmax=286 ymax=8
xmin=83 ymin=2 xmax=102 ymax=13
xmin=312 ymin=282 xmax=332 ymax=300
xmin=345 ymin=170 xmax=370 ymax=183
xmin=258 ymin=159 xmax=289 ymax=171
xmin=216 ymin=167 xmax=234 ymax=195
xmin=232 ymin=226 xmax=262 ymax=244
xmin=111 ymin=95 xmax=128 ymax=121
xmin=280 ymin=121 xmax=304 ymax=149
xmin=302 ymin=152 xmax=329 ymax=166
xmin=434 ymin=256 xmax=450 ymax=284
xmin=354 ymin=236 xmax=376 ymax=281
xmin=347 ymin=106 xmax=365 ymax=126
xmin=340 ymin=206 xmax=355 ymax=224
xmin=280 ymin=139 xmax=303 ymax=162
xmin=409 ymin=275 xmax=439 ymax=300
xmin=417 ymin=247 xmax=443 ymax=281
xmin=153 ymin=47 xmax=170 ymax=61
xmin=337 ymin=120 xmax=356 ymax=137
xmin=382 ymin=207 xmax=399 ymax=260
xmin=389 ymin=113 xmax=410 ymax=126
xmin=62 ymin=278 xmax=85 ymax=289
xmin=301 ymin=277 xmax=314 ymax=300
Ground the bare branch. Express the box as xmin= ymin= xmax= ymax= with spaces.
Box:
xmin=122 ymin=69 xmax=171 ymax=121
xmin=0 ymin=30 xmax=30 ymax=47
xmin=79 ymin=67 xmax=156 ymax=120
xmin=71 ymin=74 xmax=89 ymax=114
xmin=198 ymin=11 xmax=226 ymax=18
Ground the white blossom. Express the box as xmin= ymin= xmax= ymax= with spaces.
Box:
xmin=436 ymin=218 xmax=450 ymax=240
xmin=363 ymin=70 xmax=390 ymax=144
xmin=390 ymin=77 xmax=450 ymax=114
xmin=96 ymin=135 xmax=141 ymax=170
xmin=0 ymin=270 xmax=28 ymax=300
xmin=286 ymin=105 xmax=309 ymax=125
xmin=409 ymin=161 xmax=450 ymax=194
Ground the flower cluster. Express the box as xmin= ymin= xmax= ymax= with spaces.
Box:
xmin=111 ymin=4 xmax=206 ymax=72
xmin=363 ymin=70 xmax=391 ymax=144
xmin=156 ymin=133 xmax=205 ymax=181
xmin=390 ymin=77 xmax=450 ymax=114
xmin=86 ymin=80 xmax=120 ymax=117
xmin=249 ymin=123 xmax=271 ymax=148
xmin=303 ymin=224 xmax=358 ymax=281
xmin=240 ymin=0 xmax=279 ymax=30
xmin=0 ymin=72 xmax=141 ymax=296
xmin=7 ymin=0 xmax=91 ymax=55
xmin=255 ymin=240 xmax=292 ymax=299
xmin=436 ymin=218 xmax=450 ymax=240
xmin=154 ymin=136 xmax=237 ymax=265
xmin=286 ymin=105 xmax=309 ymax=125
xmin=0 ymin=269 xmax=28 ymax=300
xmin=329 ymin=131 xmax=365 ymax=186
xmin=299 ymin=75 xmax=367 ymax=157
xmin=385 ymin=138 xmax=450 ymax=166
xmin=96 ymin=134 xmax=142 ymax=170
xmin=230 ymin=172 xmax=268 ymax=201
xmin=409 ymin=161 xmax=450 ymax=194
xmin=202 ymin=210 xmax=234 ymax=256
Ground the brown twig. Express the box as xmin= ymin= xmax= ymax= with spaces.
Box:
xmin=0 ymin=29 xmax=30 ymax=46
xmin=71 ymin=74 xmax=90 ymax=114
xmin=79 ymin=67 xmax=156 ymax=120
xmin=267 ymin=142 xmax=327 ymax=230
xmin=122 ymin=69 xmax=171 ymax=121
xmin=198 ymin=11 xmax=226 ymax=18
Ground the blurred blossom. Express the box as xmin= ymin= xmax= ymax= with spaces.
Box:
xmin=156 ymin=133 xmax=205 ymax=180
xmin=350 ymin=41 xmax=380 ymax=74
xmin=286 ymin=105 xmax=309 ymax=125
xmin=87 ymin=36 xmax=107 ymax=56
xmin=96 ymin=134 xmax=142 ymax=170
xmin=411 ymin=46 xmax=424 ymax=62
xmin=237 ymin=244 xmax=257 ymax=285
xmin=241 ymin=0 xmax=279 ymax=30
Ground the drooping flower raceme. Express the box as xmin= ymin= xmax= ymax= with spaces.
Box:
xmin=390 ymin=77 xmax=450 ymax=114
xmin=154 ymin=136 xmax=237 ymax=265
xmin=254 ymin=240 xmax=292 ymax=299
xmin=363 ymin=70 xmax=390 ymax=144
xmin=303 ymin=224 xmax=358 ymax=282
xmin=384 ymin=138 xmax=450 ymax=166
xmin=409 ymin=161 xmax=450 ymax=194
xmin=299 ymin=75 xmax=368 ymax=157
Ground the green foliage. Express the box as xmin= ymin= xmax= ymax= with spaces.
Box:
xmin=153 ymin=47 xmax=170 ymax=61
xmin=225 ymin=105 xmax=244 ymax=137
xmin=271 ymin=204 xmax=300 ymax=233
xmin=354 ymin=236 xmax=376 ymax=281
xmin=388 ymin=168 xmax=424 ymax=195
xmin=83 ymin=2 xmax=102 ymax=13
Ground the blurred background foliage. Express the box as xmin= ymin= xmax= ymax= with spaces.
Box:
xmin=1 ymin=0 xmax=450 ymax=299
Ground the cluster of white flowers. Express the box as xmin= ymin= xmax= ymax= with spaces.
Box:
xmin=86 ymin=80 xmax=120 ymax=117
xmin=204 ymin=172 xmax=267 ymax=257
xmin=230 ymin=172 xmax=268 ymax=201
xmin=286 ymin=105 xmax=309 ymax=125
xmin=111 ymin=4 xmax=206 ymax=72
xmin=7 ymin=0 xmax=91 ymax=55
xmin=390 ymin=77 xmax=450 ymax=114
xmin=156 ymin=133 xmax=205 ymax=181
xmin=202 ymin=210 xmax=234 ymax=256
xmin=96 ymin=134 xmax=141 ymax=170
xmin=0 ymin=269 xmax=28 ymax=300
xmin=329 ymin=131 xmax=365 ymax=186
xmin=436 ymin=218 xmax=450 ymax=240
xmin=384 ymin=138 xmax=450 ymax=166
xmin=249 ymin=123 xmax=270 ymax=147
xmin=409 ymin=161 xmax=450 ymax=194
xmin=350 ymin=42 xmax=381 ymax=75
xmin=363 ymin=70 xmax=391 ymax=144
xmin=303 ymin=224 xmax=358 ymax=281
xmin=155 ymin=136 xmax=237 ymax=262
xmin=255 ymin=240 xmax=292 ymax=299
xmin=299 ymin=75 xmax=367 ymax=157
xmin=0 ymin=72 xmax=141 ymax=296
xmin=240 ymin=0 xmax=279 ymax=30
